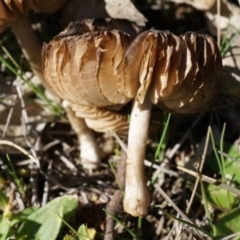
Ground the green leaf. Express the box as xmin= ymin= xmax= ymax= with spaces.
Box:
xmin=17 ymin=195 xmax=78 ymax=240
xmin=207 ymin=142 xmax=240 ymax=184
xmin=204 ymin=141 xmax=240 ymax=210
xmin=205 ymin=184 xmax=237 ymax=210
xmin=63 ymin=235 xmax=76 ymax=240
xmin=10 ymin=207 xmax=37 ymax=226
xmin=78 ymin=224 xmax=96 ymax=240
xmin=213 ymin=208 xmax=240 ymax=238
xmin=0 ymin=217 xmax=11 ymax=240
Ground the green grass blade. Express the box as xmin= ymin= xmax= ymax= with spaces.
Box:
xmin=220 ymin=123 xmax=227 ymax=182
xmin=5 ymin=154 xmax=25 ymax=197
xmin=199 ymin=176 xmax=212 ymax=223
xmin=154 ymin=113 xmax=171 ymax=160
xmin=210 ymin=127 xmax=224 ymax=181
xmin=103 ymin=209 xmax=135 ymax=238
xmin=221 ymin=28 xmax=240 ymax=57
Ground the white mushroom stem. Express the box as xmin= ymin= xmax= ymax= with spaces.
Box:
xmin=123 ymin=94 xmax=152 ymax=217
xmin=63 ymin=101 xmax=100 ymax=169
xmin=11 ymin=13 xmax=45 ymax=84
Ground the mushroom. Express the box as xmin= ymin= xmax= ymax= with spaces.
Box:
xmin=42 ymin=21 xmax=222 ymax=216
xmin=42 ymin=19 xmax=131 ymax=108
xmin=41 ymin=19 xmax=133 ymax=166
xmin=121 ymin=30 xmax=222 ymax=216
xmin=70 ymin=103 xmax=129 ymax=137
xmin=62 ymin=101 xmax=128 ymax=169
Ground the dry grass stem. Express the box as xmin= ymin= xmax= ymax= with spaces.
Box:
xmin=54 ymin=150 xmax=77 ymax=171
xmin=186 ymin=125 xmax=211 ymax=214
xmin=153 ymin=183 xmax=205 ymax=238
xmin=1 ymin=95 xmax=17 ymax=139
xmin=177 ymin=166 xmax=240 ymax=196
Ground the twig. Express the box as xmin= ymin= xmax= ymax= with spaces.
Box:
xmin=55 ymin=150 xmax=77 ymax=171
xmin=175 ymin=219 xmax=184 ymax=240
xmin=1 ymin=95 xmax=17 ymax=139
xmin=144 ymin=159 xmax=179 ymax=177
xmin=42 ymin=139 xmax=61 ymax=152
xmin=16 ymin=80 xmax=39 ymax=204
xmin=154 ymin=184 xmax=194 ymax=223
xmin=166 ymin=221 xmax=176 ymax=240
xmin=112 ymin=132 xmax=127 ymax=153
xmin=153 ymin=215 xmax=165 ymax=240
xmin=42 ymin=160 xmax=52 ymax=206
xmin=220 ymin=232 xmax=240 ymax=240
xmin=104 ymin=151 xmax=127 ymax=240
xmin=186 ymin=125 xmax=211 ymax=214
xmin=177 ymin=166 xmax=240 ymax=196
xmin=218 ymin=150 xmax=240 ymax=164
xmin=0 ymin=140 xmax=40 ymax=166
xmin=154 ymin=184 xmax=207 ymax=239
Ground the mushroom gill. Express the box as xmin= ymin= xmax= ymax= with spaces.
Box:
xmin=70 ymin=103 xmax=129 ymax=136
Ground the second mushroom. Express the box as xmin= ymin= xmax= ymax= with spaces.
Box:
xmin=42 ymin=20 xmax=222 ymax=217
xmin=121 ymin=30 xmax=222 ymax=216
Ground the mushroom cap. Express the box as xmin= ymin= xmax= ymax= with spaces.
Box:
xmin=0 ymin=0 xmax=67 ymax=31
xmin=157 ymin=32 xmax=222 ymax=114
xmin=0 ymin=0 xmax=18 ymax=31
xmin=123 ymin=30 xmax=222 ymax=114
xmin=42 ymin=21 xmax=222 ymax=116
xmin=70 ymin=103 xmax=129 ymax=136
xmin=42 ymin=19 xmax=132 ymax=108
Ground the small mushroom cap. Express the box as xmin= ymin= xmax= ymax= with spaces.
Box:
xmin=70 ymin=103 xmax=129 ymax=136
xmin=0 ymin=0 xmax=67 ymax=31
xmin=0 ymin=0 xmax=18 ymax=31
xmin=42 ymin=19 xmax=132 ymax=108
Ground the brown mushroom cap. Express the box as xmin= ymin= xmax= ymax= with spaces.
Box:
xmin=70 ymin=103 xmax=129 ymax=136
xmin=155 ymin=32 xmax=222 ymax=114
xmin=0 ymin=0 xmax=67 ymax=31
xmin=42 ymin=19 xmax=132 ymax=108
xmin=122 ymin=30 xmax=222 ymax=114
xmin=0 ymin=0 xmax=18 ymax=31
